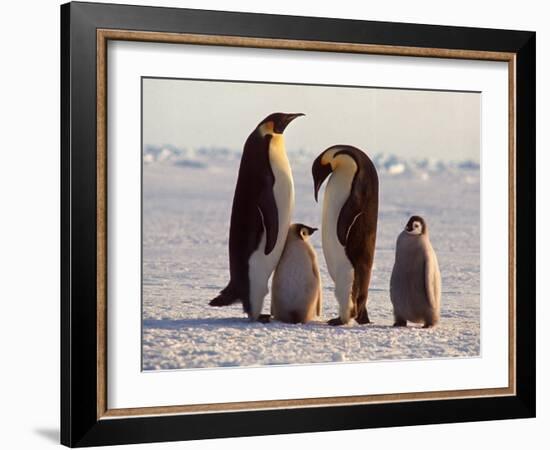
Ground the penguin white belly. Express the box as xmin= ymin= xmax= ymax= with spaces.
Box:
xmin=247 ymin=134 xmax=294 ymax=319
xmin=322 ymin=172 xmax=353 ymax=281
xmin=321 ymin=171 xmax=354 ymax=321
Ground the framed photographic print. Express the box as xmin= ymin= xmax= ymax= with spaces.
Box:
xmin=61 ymin=1 xmax=536 ymax=447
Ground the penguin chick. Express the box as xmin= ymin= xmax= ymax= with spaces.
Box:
xmin=271 ymin=223 xmax=322 ymax=324
xmin=390 ymin=216 xmax=441 ymax=328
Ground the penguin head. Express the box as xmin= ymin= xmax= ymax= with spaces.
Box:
xmin=405 ymin=215 xmax=427 ymax=235
xmin=291 ymin=223 xmax=318 ymax=241
xmin=312 ymin=145 xmax=360 ymax=201
xmin=258 ymin=112 xmax=305 ymax=134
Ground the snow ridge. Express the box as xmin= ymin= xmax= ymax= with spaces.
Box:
xmin=143 ymin=145 xmax=480 ymax=177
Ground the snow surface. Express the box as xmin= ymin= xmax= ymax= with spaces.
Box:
xmin=142 ymin=148 xmax=480 ymax=370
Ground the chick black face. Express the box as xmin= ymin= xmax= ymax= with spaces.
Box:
xmin=258 ymin=112 xmax=305 ymax=134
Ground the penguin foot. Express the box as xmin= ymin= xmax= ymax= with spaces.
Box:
xmin=257 ymin=314 xmax=271 ymax=323
xmin=355 ymin=311 xmax=371 ymax=324
xmin=393 ymin=320 xmax=407 ymax=327
xmin=422 ymin=323 xmax=435 ymax=329
xmin=327 ymin=317 xmax=346 ymax=326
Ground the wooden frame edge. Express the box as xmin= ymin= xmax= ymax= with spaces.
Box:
xmin=101 ymin=387 xmax=515 ymax=419
xmin=98 ymin=28 xmax=515 ymax=61
xmin=95 ymin=28 xmax=517 ymax=421
xmin=97 ymin=29 xmax=108 ymax=419
xmin=508 ymin=56 xmax=517 ymax=395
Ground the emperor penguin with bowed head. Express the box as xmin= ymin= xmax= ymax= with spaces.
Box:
xmin=312 ymin=145 xmax=379 ymax=326
xmin=271 ymin=223 xmax=322 ymax=324
xmin=209 ymin=112 xmax=305 ymax=322
xmin=390 ymin=216 xmax=441 ymax=328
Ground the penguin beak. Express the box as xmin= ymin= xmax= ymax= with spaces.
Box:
xmin=275 ymin=113 xmax=305 ymax=133
xmin=312 ymin=154 xmax=332 ymax=202
xmin=307 ymin=226 xmax=318 ymax=235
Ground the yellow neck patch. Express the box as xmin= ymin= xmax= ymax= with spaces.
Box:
xmin=259 ymin=121 xmax=275 ymax=136
xmin=321 ymin=149 xmax=357 ymax=173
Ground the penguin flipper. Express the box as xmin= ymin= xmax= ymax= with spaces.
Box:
xmin=336 ymin=199 xmax=363 ymax=246
xmin=257 ymin=181 xmax=279 ymax=255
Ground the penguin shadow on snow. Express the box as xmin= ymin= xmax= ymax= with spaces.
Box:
xmin=143 ymin=317 xmax=403 ymax=332
xmin=142 ymin=316 xmax=352 ymax=332
xmin=142 ymin=317 xmax=343 ymax=332
xmin=143 ymin=317 xmax=255 ymax=332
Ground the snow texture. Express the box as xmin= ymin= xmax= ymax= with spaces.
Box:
xmin=142 ymin=148 xmax=480 ymax=370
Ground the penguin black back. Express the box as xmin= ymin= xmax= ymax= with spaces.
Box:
xmin=334 ymin=146 xmax=379 ymax=323
xmin=212 ymin=129 xmax=275 ymax=314
xmin=210 ymin=113 xmax=303 ymax=318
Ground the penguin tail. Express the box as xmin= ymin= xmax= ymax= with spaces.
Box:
xmin=209 ymin=289 xmax=239 ymax=307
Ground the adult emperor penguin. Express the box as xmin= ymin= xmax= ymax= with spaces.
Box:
xmin=390 ymin=216 xmax=441 ymax=328
xmin=312 ymin=145 xmax=379 ymax=325
xmin=271 ymin=223 xmax=322 ymax=324
xmin=209 ymin=112 xmax=304 ymax=322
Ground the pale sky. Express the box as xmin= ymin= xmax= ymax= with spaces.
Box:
xmin=143 ymin=77 xmax=480 ymax=161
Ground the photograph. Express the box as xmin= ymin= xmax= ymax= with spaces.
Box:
xmin=141 ymin=77 xmax=481 ymax=371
